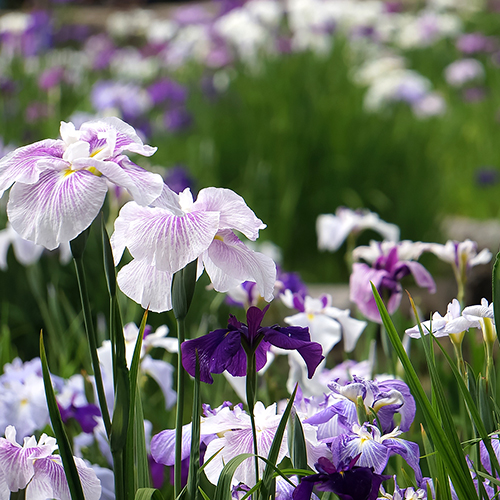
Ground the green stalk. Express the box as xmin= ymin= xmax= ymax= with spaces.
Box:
xmin=175 ymin=317 xmax=186 ymax=498
xmin=72 ymin=255 xmax=111 ymax=437
xmin=246 ymin=351 xmax=260 ymax=489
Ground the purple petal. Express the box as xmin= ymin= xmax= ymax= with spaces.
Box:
xmin=402 ymin=261 xmax=436 ymax=293
xmin=264 ymin=328 xmax=324 ymax=378
xmin=246 ymin=305 xmax=269 ymax=339
xmin=151 ymin=424 xmax=192 ymax=466
xmin=8 ymin=168 xmax=108 ymax=250
xmin=181 ymin=329 xmax=243 ymax=383
xmin=350 ymin=264 xmax=388 ymax=323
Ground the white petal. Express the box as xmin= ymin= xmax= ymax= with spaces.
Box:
xmin=116 ymin=259 xmax=173 ymax=313
xmin=8 ymin=169 xmax=108 ymax=250
xmin=141 ymin=355 xmax=177 ymax=410
xmin=203 ymin=230 xmax=276 ymax=301
xmin=194 ymin=187 xmax=266 ymax=240
xmin=0 ymin=139 xmax=66 ymax=198
xmin=112 ymin=202 xmax=220 ymax=273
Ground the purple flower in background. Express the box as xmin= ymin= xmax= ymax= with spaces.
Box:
xmin=350 ymin=242 xmax=436 ymax=323
xmin=292 ymin=456 xmax=389 ymax=500
xmin=164 ymin=107 xmax=193 ymax=132
xmin=462 ymin=86 xmax=487 ymax=102
xmin=276 ymin=267 xmax=308 ymax=299
xmin=147 ymin=78 xmax=188 ymax=107
xmin=476 ymin=166 xmax=499 ymax=186
xmin=38 ymin=66 xmax=65 ymax=91
xmin=164 ymin=165 xmax=194 ymax=194
xmin=181 ymin=305 xmax=324 ymax=383
xmin=456 ymin=33 xmax=496 ymax=54
xmin=0 ymin=117 xmax=162 ymax=249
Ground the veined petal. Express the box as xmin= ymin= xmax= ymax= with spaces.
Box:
xmin=112 ymin=202 xmax=220 ymax=273
xmin=203 ymin=230 xmax=276 ymax=302
xmin=8 ymin=168 xmax=108 ymax=250
xmin=194 ymin=187 xmax=266 ymax=240
xmin=337 ymin=436 xmax=389 ymax=474
xmin=26 ymin=455 xmax=101 ymax=500
xmin=116 ymin=259 xmax=173 ymax=313
xmin=0 ymin=139 xmax=66 ymax=197
xmin=79 ymin=117 xmax=157 ymax=157
xmin=151 ymin=424 xmax=192 ymax=466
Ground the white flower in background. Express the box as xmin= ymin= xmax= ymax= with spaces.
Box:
xmin=353 ymin=239 xmax=429 ymax=264
xmin=110 ymin=48 xmax=159 ymax=82
xmin=0 ymin=12 xmax=30 ymax=35
xmin=246 ymin=0 xmax=284 ymax=28
xmin=444 ymin=58 xmax=484 ymax=87
xmin=163 ymin=24 xmax=212 ymax=68
xmin=146 ymin=18 xmax=178 ymax=44
xmin=97 ymin=323 xmax=177 ymax=411
xmin=428 ymin=239 xmax=492 ymax=269
xmin=354 ymin=56 xmax=407 ymax=86
xmin=317 ymin=207 xmax=399 ymax=252
xmin=106 ymin=9 xmax=155 ymax=39
xmin=214 ymin=7 xmax=272 ymax=63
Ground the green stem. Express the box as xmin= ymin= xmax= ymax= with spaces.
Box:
xmin=246 ymin=351 xmax=260 ymax=489
xmin=175 ymin=317 xmax=186 ymax=498
xmin=73 ymin=257 xmax=112 ymax=437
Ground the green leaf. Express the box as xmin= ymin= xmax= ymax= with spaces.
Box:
xmin=214 ymin=453 xmax=255 ymax=500
xmin=259 ymin=384 xmax=298 ymax=500
xmin=126 ymin=310 xmax=151 ymax=492
xmin=101 ymin=214 xmax=116 ymax=297
xmin=135 ymin=488 xmax=165 ymax=500
xmin=287 ymin=409 xmax=308 ymax=473
xmin=40 ymin=332 xmax=85 ymax=500
xmin=172 ymin=260 xmax=198 ymax=321
xmin=198 ymin=487 xmax=212 ymax=500
xmin=492 ymin=251 xmax=500 ymax=346
xmin=187 ymin=351 xmax=202 ymax=500
xmin=372 ymin=285 xmax=479 ymax=500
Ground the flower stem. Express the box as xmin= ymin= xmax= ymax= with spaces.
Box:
xmin=246 ymin=351 xmax=260 ymax=489
xmin=175 ymin=316 xmax=186 ymax=498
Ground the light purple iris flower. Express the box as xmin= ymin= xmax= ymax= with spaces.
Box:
xmin=111 ymin=185 xmax=277 ymax=312
xmin=0 ymin=117 xmax=163 ymax=250
xmin=305 ymin=376 xmax=415 ymax=435
xmin=0 ymin=425 xmax=101 ymax=499
xmin=350 ymin=242 xmax=436 ymax=323
xmin=327 ymin=423 xmax=422 ymax=483
xmin=181 ymin=305 xmax=324 ymax=384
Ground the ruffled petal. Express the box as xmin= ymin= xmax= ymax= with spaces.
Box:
xmin=0 ymin=139 xmax=66 ymax=197
xmin=7 ymin=168 xmax=108 ymax=250
xmin=111 ymin=202 xmax=220 ymax=273
xmin=203 ymin=230 xmax=276 ymax=302
xmin=116 ymin=259 xmax=173 ymax=313
xmin=194 ymin=187 xmax=266 ymax=240
xmin=26 ymin=455 xmax=101 ymax=500
xmin=79 ymin=117 xmax=157 ymax=157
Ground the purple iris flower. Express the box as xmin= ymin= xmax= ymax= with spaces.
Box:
xmin=147 ymin=78 xmax=188 ymax=107
xmin=293 ymin=456 xmax=389 ymax=500
xmin=277 ymin=267 xmax=308 ymax=299
xmin=181 ymin=305 xmax=324 ymax=384
xmin=164 ymin=107 xmax=193 ymax=132
xmin=59 ymin=402 xmax=101 ymax=434
xmin=350 ymin=244 xmax=435 ymax=323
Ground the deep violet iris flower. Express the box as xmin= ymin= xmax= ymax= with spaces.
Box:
xmin=293 ymin=456 xmax=389 ymax=500
xmin=181 ymin=305 xmax=324 ymax=384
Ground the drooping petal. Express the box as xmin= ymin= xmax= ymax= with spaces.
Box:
xmin=181 ymin=328 xmax=243 ymax=383
xmin=264 ymin=327 xmax=323 ymax=378
xmin=0 ymin=139 xmax=66 ymax=198
xmin=112 ymin=202 xmax=220 ymax=273
xmin=400 ymin=261 xmax=436 ymax=293
xmin=350 ymin=264 xmax=388 ymax=323
xmin=151 ymin=424 xmax=192 ymax=466
xmin=203 ymin=230 xmax=276 ymax=302
xmin=8 ymin=169 xmax=108 ymax=250
xmin=324 ymin=307 xmax=367 ymax=353
xmin=382 ymin=437 xmax=422 ymax=482
xmin=26 ymin=455 xmax=101 ymax=500
xmin=116 ymin=259 xmax=173 ymax=313
xmin=194 ymin=187 xmax=266 ymax=240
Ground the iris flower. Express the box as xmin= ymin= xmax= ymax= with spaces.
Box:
xmin=181 ymin=305 xmax=324 ymax=384
xmin=350 ymin=241 xmax=435 ymax=323
xmin=111 ymin=186 xmax=277 ymax=312
xmin=0 ymin=117 xmax=163 ymax=249
xmin=292 ymin=456 xmax=389 ymax=500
